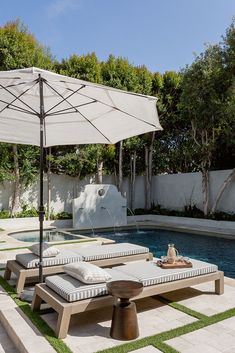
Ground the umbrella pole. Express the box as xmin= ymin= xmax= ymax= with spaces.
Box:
xmin=39 ymin=74 xmax=45 ymax=283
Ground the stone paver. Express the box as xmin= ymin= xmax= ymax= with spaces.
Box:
xmin=161 ymin=279 xmax=235 ymax=316
xmin=42 ymin=295 xmax=197 ymax=353
xmin=166 ymin=317 xmax=235 ymax=353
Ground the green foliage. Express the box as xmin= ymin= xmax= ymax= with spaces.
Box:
xmin=180 ymin=40 xmax=234 ymax=172
xmin=49 ymin=211 xmax=72 ymax=220
xmin=0 ymin=19 xmax=53 ymax=70
xmin=56 ymin=52 xmax=101 ymax=83
xmin=134 ymin=205 xmax=235 ymax=221
xmin=16 ymin=204 xmax=38 ymax=218
xmin=0 ymin=143 xmax=39 ymax=185
xmin=0 ymin=19 xmax=54 ymax=196
xmin=0 ymin=210 xmax=11 ymax=218
xmin=135 ymin=65 xmax=153 ymax=95
xmin=0 ymin=17 xmax=234 ymax=189
xmin=101 ymin=55 xmax=139 ymax=90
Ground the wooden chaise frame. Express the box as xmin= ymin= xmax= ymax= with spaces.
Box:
xmin=31 ymin=270 xmax=224 ymax=339
xmin=4 ymin=252 xmax=152 ymax=294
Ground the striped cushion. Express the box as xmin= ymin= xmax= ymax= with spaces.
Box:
xmin=72 ymin=243 xmax=149 ymax=261
xmin=115 ymin=259 xmax=218 ymax=287
xmin=45 ymin=268 xmax=137 ymax=302
xmin=45 ymin=258 xmax=218 ymax=302
xmin=16 ymin=249 xmax=83 ymax=269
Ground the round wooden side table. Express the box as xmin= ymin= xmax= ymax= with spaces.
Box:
xmin=107 ymin=280 xmax=143 ymax=340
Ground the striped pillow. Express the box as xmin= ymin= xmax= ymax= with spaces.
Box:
xmin=29 ymin=242 xmax=60 ymax=257
xmin=64 ymin=262 xmax=112 ymax=284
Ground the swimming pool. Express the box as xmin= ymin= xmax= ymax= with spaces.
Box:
xmin=72 ymin=228 xmax=235 ymax=279
xmin=10 ymin=229 xmax=85 ymax=242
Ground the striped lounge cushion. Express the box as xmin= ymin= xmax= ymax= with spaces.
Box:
xmin=45 ymin=258 xmax=218 ymax=302
xmin=45 ymin=268 xmax=138 ymax=302
xmin=115 ymin=259 xmax=218 ymax=287
xmin=72 ymin=243 xmax=149 ymax=261
xmin=16 ymin=249 xmax=83 ymax=269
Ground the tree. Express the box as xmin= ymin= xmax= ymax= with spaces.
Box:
xmin=101 ymin=56 xmax=140 ymax=190
xmin=181 ymin=44 xmax=231 ymax=215
xmin=56 ymin=52 xmax=101 ymax=83
xmin=0 ymin=19 xmax=53 ymax=214
xmin=124 ymin=137 xmax=143 ymax=210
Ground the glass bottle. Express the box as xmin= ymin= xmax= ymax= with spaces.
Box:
xmin=167 ymin=244 xmax=178 ymax=264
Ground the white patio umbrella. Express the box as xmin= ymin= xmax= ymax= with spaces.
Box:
xmin=0 ymin=67 xmax=162 ymax=282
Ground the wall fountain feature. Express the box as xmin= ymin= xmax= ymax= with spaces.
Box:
xmin=73 ymin=184 xmax=127 ymax=229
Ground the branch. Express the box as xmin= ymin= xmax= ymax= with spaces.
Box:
xmin=211 ymin=168 xmax=235 ymax=213
xmin=191 ymin=120 xmax=201 ymax=147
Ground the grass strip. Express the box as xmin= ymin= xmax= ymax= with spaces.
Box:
xmin=97 ymin=307 xmax=235 ymax=353
xmin=0 ymin=240 xmax=6 ymax=243
xmin=0 ymin=276 xmax=73 ymax=353
xmin=158 ymin=295 xmax=207 ymax=320
xmin=154 ymin=341 xmax=180 ymax=353
xmin=1 ymin=274 xmax=235 ymax=353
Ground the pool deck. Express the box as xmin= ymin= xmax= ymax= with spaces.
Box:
xmin=0 ymin=216 xmax=235 ymax=352
xmin=0 ymin=261 xmax=235 ymax=353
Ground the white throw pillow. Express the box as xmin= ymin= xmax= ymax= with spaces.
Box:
xmin=29 ymin=242 xmax=60 ymax=257
xmin=64 ymin=262 xmax=112 ymax=284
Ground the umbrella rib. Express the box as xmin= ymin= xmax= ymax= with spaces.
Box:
xmin=2 ymin=105 xmax=38 ymax=116
xmin=44 ymin=80 xmax=87 ymax=115
xmin=76 ymin=110 xmax=112 ymax=143
xmin=46 ymin=101 xmax=96 ymax=117
xmin=42 ymin=80 xmax=110 ymax=142
xmin=77 ymin=91 xmax=157 ymax=128
xmin=0 ymin=80 xmax=39 ymax=115
xmin=45 ymin=81 xmax=156 ymax=128
xmin=58 ymin=79 xmax=156 ymax=99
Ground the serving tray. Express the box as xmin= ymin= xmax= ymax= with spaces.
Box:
xmin=156 ymin=260 xmax=192 ymax=269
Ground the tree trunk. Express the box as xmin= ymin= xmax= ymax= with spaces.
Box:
xmin=118 ymin=141 xmax=123 ymax=194
xmin=130 ymin=152 xmax=136 ymax=210
xmin=145 ymin=132 xmax=155 ymax=209
xmin=96 ymin=160 xmax=103 ymax=184
xmin=11 ymin=144 xmax=21 ymax=216
xmin=211 ymin=168 xmax=235 ymax=214
xmin=202 ymin=168 xmax=209 ymax=216
xmin=47 ymin=147 xmax=52 ymax=220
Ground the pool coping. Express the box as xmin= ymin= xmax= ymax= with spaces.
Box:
xmin=1 ymin=215 xmax=235 ymax=250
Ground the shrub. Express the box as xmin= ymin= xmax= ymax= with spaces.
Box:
xmin=134 ymin=205 xmax=235 ymax=221
xmin=0 ymin=210 xmax=11 ymax=219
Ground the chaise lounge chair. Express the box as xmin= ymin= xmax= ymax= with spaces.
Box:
xmin=4 ymin=243 xmax=152 ymax=294
xmin=31 ymin=259 xmax=224 ymax=338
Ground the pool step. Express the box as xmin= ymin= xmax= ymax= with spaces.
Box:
xmin=0 ymin=308 xmax=56 ymax=353
xmin=0 ymin=287 xmax=56 ymax=353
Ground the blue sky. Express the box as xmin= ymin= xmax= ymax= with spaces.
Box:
xmin=0 ymin=0 xmax=234 ymax=73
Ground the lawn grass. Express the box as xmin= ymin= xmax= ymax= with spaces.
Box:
xmin=0 ymin=276 xmax=73 ymax=353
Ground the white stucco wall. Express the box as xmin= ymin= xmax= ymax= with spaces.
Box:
xmin=0 ymin=169 xmax=234 ymax=214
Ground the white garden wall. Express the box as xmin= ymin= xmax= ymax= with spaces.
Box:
xmin=0 ymin=169 xmax=234 ymax=214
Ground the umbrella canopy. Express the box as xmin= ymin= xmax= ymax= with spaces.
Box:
xmin=0 ymin=67 xmax=162 ymax=282
xmin=0 ymin=67 xmax=162 ymax=146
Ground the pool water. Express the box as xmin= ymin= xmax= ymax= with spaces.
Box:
xmin=83 ymin=228 xmax=235 ymax=279
xmin=10 ymin=229 xmax=84 ymax=243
